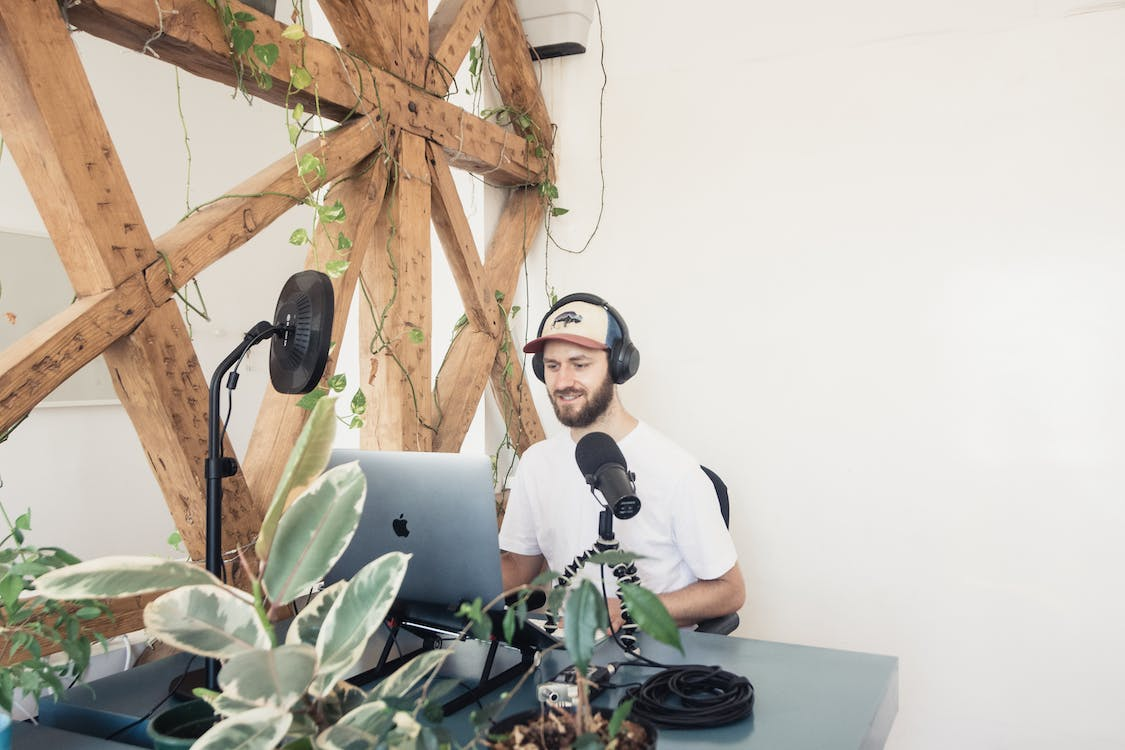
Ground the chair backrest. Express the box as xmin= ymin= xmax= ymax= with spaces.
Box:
xmin=700 ymin=465 xmax=730 ymax=527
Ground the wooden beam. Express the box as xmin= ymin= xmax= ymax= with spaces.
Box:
xmin=426 ymin=0 xmax=497 ymax=94
xmin=0 ymin=278 xmax=151 ymax=434
xmin=317 ymin=0 xmax=403 ymax=78
xmin=427 ymin=143 xmax=495 ymax=334
xmin=489 ymin=327 xmax=544 ymax=455
xmin=432 ymin=186 xmax=544 ymax=452
xmin=65 ymin=0 xmax=546 ymax=187
xmin=145 ymin=119 xmax=386 ymax=301
xmin=243 ymin=151 xmax=393 ymax=508
xmin=102 ymin=301 xmax=257 ymax=562
xmin=0 ymin=0 xmax=157 ymax=295
xmin=0 ymin=594 xmax=157 ymax=668
xmin=483 ymin=0 xmax=554 ymax=152
xmin=360 ymin=134 xmax=434 ymax=451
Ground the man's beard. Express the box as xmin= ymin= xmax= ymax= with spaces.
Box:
xmin=550 ymin=373 xmax=614 ymax=428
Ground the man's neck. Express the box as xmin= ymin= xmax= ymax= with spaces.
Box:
xmin=569 ymin=398 xmax=638 ymax=443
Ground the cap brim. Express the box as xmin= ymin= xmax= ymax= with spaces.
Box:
xmin=523 ymin=334 xmax=609 ymax=354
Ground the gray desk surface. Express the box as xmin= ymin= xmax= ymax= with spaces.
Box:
xmin=41 ymin=632 xmax=897 ymax=749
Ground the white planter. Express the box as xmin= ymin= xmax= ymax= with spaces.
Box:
xmin=515 ymin=0 xmax=595 ymax=59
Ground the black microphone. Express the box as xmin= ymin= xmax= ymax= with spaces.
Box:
xmin=575 ymin=432 xmax=642 ymax=520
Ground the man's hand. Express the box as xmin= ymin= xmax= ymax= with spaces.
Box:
xmin=605 ymin=597 xmax=624 ymax=633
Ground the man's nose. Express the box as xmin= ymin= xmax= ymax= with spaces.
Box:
xmin=553 ymin=365 xmax=577 ymax=389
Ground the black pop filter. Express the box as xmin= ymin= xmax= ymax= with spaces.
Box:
xmin=269 ymin=270 xmax=334 ymax=394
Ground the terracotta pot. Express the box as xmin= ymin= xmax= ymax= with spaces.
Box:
xmin=488 ymin=705 xmax=657 ymax=749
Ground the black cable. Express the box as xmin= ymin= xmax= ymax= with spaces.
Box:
xmin=104 ymin=655 xmax=199 ymax=741
xmin=626 ymin=664 xmax=753 ymax=729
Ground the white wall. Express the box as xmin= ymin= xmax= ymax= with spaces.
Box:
xmin=2 ymin=2 xmax=1124 ymax=748
xmin=505 ymin=2 xmax=1125 ymax=748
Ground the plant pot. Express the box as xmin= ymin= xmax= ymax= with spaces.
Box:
xmin=147 ymin=699 xmax=219 ymax=750
xmin=488 ymin=705 xmax=657 ymax=750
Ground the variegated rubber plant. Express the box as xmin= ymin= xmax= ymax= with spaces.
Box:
xmin=36 ymin=397 xmax=452 ymax=750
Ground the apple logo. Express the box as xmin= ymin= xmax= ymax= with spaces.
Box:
xmin=392 ymin=513 xmax=410 ymax=538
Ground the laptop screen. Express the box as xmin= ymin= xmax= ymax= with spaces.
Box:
xmin=323 ymin=449 xmax=507 ymax=627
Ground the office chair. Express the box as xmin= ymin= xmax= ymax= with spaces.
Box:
xmin=693 ymin=465 xmax=741 ymax=635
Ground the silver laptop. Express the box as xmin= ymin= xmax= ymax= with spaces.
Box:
xmin=324 ymin=449 xmax=506 ymax=625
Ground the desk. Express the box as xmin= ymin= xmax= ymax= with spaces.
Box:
xmin=41 ymin=633 xmax=897 ymax=749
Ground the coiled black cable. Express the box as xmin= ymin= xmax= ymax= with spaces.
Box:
xmin=626 ymin=664 xmax=754 ymax=729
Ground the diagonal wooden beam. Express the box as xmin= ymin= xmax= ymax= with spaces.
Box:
xmin=317 ymin=0 xmax=403 ymax=78
xmin=102 ymin=300 xmax=257 ymax=562
xmin=145 ymin=118 xmax=386 ymax=301
xmin=426 ymin=0 xmax=497 ymax=94
xmin=489 ymin=326 xmax=543 ymax=456
xmin=0 ymin=0 xmax=157 ymax=295
xmin=483 ymin=0 xmax=554 ymax=152
xmin=432 ymin=186 xmax=544 ymax=452
xmin=360 ymin=133 xmax=434 ymax=451
xmin=427 ymin=144 xmax=495 ymax=333
xmin=243 ymin=149 xmax=394 ymax=508
xmin=65 ymin=0 xmax=546 ymax=187
xmin=0 ymin=279 xmax=151 ymax=433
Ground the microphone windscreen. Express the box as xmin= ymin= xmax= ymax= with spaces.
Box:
xmin=575 ymin=431 xmax=627 ymax=475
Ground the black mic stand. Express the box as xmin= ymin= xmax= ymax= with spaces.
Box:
xmin=177 ymin=322 xmax=278 ymax=696
xmin=545 ymin=499 xmax=643 ymax=652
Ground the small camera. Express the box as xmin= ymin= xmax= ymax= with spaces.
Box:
xmin=536 ymin=664 xmax=615 ymax=707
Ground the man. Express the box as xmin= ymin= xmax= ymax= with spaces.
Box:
xmin=498 ymin=293 xmax=745 ymax=630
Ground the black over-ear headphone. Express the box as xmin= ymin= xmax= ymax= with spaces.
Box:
xmin=531 ymin=293 xmax=640 ymax=384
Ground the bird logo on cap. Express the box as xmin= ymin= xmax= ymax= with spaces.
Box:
xmin=553 ymin=310 xmax=583 ymax=328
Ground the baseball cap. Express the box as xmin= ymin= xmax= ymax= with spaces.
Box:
xmin=523 ymin=298 xmax=624 ymax=354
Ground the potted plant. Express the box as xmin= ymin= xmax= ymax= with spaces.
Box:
xmin=459 ymin=552 xmax=681 ymax=750
xmin=35 ymin=397 xmax=452 ymax=749
xmin=0 ymin=504 xmax=108 ymax=720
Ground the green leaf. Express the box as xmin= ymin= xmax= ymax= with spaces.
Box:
xmin=327 ymin=373 xmax=347 ymax=392
xmin=455 ymin=598 xmax=491 ymax=643
xmin=291 ymin=65 xmax=313 ymax=91
xmin=297 ymin=154 xmax=324 ymax=179
xmin=231 ymin=26 xmax=255 ymax=56
xmin=0 ymin=575 xmax=23 ymax=610
xmin=282 ymin=24 xmax=306 ymax=41
xmin=317 ymin=200 xmax=346 ymax=223
xmin=289 ymin=228 xmax=309 ymax=246
xmin=325 ymin=259 xmax=349 ymax=278
xmin=619 ymin=582 xmax=683 ymax=654
xmin=565 ymin=579 xmax=608 ymax=674
xmin=318 ymin=701 xmax=395 ymax=750
xmin=408 ymin=328 xmax=424 ymax=345
xmin=285 ymin=580 xmax=346 ymax=647
xmin=219 ymin=644 xmax=316 ymax=710
xmin=144 ymin=585 xmax=270 ymax=660
xmin=292 ymin=102 xmax=305 ymax=121
xmin=367 ymin=648 xmax=450 ymax=700
xmin=288 ymin=123 xmax=301 ymax=146
xmin=349 ymin=389 xmax=366 ymax=415
xmin=194 ymin=706 xmax=292 ymax=750
xmin=551 ymin=206 xmax=569 ymax=217
xmin=587 ymin=550 xmax=647 ymax=567
xmin=531 ymin=570 xmax=561 ymax=587
xmin=311 ymin=552 xmax=410 ymax=695
xmin=262 ymin=462 xmax=367 ymax=606
xmin=296 ymin=388 xmax=329 ymax=410
xmin=336 ymin=232 xmax=352 ymax=251
xmin=35 ymin=556 xmax=219 ymax=600
xmin=255 ymin=397 xmax=338 ymax=561
xmin=608 ymin=698 xmax=634 ymax=737
xmin=253 ymin=43 xmax=278 ymax=68
xmin=14 ymin=512 xmax=30 ymax=531
xmin=232 ymin=11 xmax=255 ymax=22
xmin=166 ymin=531 xmax=182 ymax=550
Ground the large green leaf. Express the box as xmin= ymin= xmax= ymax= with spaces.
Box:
xmin=565 ymin=579 xmax=608 ymax=675
xmin=618 ymin=582 xmax=684 ymax=654
xmin=256 ymin=397 xmax=339 ymax=561
xmin=194 ymin=706 xmax=292 ymax=750
xmin=143 ymin=585 xmax=270 ymax=659
xmin=318 ymin=701 xmax=395 ymax=750
xmin=366 ymin=648 xmax=451 ymax=701
xmin=218 ymin=644 xmax=316 ymax=710
xmin=310 ymin=552 xmax=409 ymax=695
xmin=262 ymin=463 xmax=366 ymax=606
xmin=35 ymin=556 xmax=218 ymax=600
xmin=284 ymin=580 xmax=346 ymax=647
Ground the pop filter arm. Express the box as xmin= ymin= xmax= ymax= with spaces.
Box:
xmin=193 ymin=271 xmax=334 ymax=693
